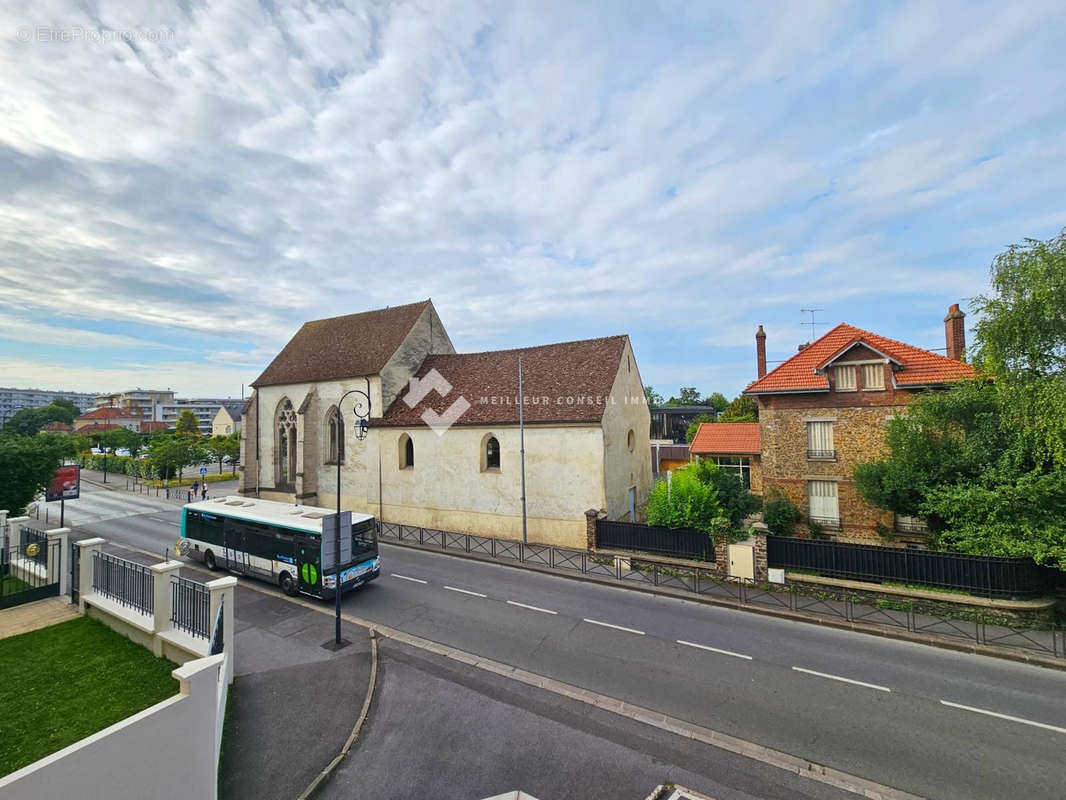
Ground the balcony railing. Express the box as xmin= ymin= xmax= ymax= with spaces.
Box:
xmin=894 ymin=517 xmax=929 ymax=534
xmin=809 ymin=515 xmax=842 ymax=530
xmin=807 ymin=449 xmax=836 ymax=460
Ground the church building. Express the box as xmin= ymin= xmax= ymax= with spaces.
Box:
xmin=239 ymin=300 xmax=651 ymax=548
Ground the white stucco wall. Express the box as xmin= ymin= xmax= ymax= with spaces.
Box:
xmin=600 ymin=338 xmax=653 ymax=521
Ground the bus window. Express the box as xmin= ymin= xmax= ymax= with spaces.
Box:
xmin=188 ymin=511 xmax=224 ymax=546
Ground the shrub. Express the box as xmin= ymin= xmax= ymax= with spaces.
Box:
xmin=645 ymin=466 xmax=723 ymax=534
xmin=692 ymin=460 xmax=762 ymax=525
xmin=762 ymin=488 xmax=802 ymax=536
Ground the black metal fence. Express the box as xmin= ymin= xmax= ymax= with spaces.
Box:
xmin=171 ymin=575 xmax=210 ymax=637
xmin=377 ymin=521 xmax=1066 ymax=660
xmin=18 ymin=526 xmax=49 ymax=568
xmin=766 ymin=536 xmax=1059 ymax=599
xmin=595 ymin=519 xmax=714 ymax=561
xmin=92 ymin=551 xmax=154 ymax=614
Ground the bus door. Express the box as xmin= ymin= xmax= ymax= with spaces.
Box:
xmin=223 ymin=521 xmax=250 ymax=574
xmin=295 ymin=534 xmax=321 ymax=596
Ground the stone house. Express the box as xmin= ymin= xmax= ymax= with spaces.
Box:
xmin=743 ymin=305 xmax=973 ymax=545
xmin=73 ymin=407 xmax=142 ymax=432
xmin=689 ymin=422 xmax=762 ymax=493
xmin=239 ymin=300 xmax=651 ymax=548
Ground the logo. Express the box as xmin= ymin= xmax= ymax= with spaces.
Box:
xmin=175 ymin=539 xmax=191 ymax=556
xmin=25 ymin=542 xmax=40 ymax=558
xmin=301 ymin=562 xmax=318 ymax=585
xmin=402 ymin=368 xmax=471 ymax=436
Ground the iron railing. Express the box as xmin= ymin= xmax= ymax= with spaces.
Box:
xmin=377 ymin=521 xmax=1066 ymax=660
xmin=92 ymin=551 xmax=154 ymax=614
xmin=766 ymin=536 xmax=1058 ymax=599
xmin=595 ymin=519 xmax=714 ymax=561
xmin=808 ymin=516 xmax=843 ymax=530
xmin=1 ymin=537 xmax=61 ymax=608
xmin=19 ymin=526 xmax=49 ymax=568
xmin=171 ymin=575 xmax=210 ymax=637
xmin=806 ymin=449 xmax=836 ymax=460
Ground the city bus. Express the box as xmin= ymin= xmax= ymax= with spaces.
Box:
xmin=178 ymin=496 xmax=380 ymax=599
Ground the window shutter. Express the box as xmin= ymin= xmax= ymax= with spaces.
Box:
xmin=862 ymin=363 xmax=885 ymax=390
xmin=834 ymin=365 xmax=857 ymax=390
xmin=807 ymin=421 xmax=834 ymax=453
xmin=808 ymin=480 xmax=839 ymax=521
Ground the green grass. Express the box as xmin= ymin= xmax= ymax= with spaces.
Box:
xmin=144 ymin=472 xmax=237 ymax=487
xmin=0 ymin=616 xmax=179 ymax=776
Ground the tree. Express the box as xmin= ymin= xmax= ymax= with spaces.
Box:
xmin=685 ymin=413 xmax=716 ymax=443
xmin=674 ymin=387 xmax=703 ymax=405
xmin=3 ymin=402 xmax=76 ymax=436
xmin=0 ymin=433 xmax=71 ymax=514
xmin=705 ymin=392 xmax=729 ymax=413
xmin=645 ymin=466 xmax=723 ymax=533
xmin=971 ymin=228 xmax=1066 ymax=380
xmin=51 ymin=398 xmax=80 ymax=416
xmin=175 ymin=410 xmax=201 ymax=436
xmin=719 ymin=394 xmax=758 ymax=422
xmin=644 ymin=386 xmax=664 ymax=406
xmin=147 ymin=435 xmax=204 ymax=481
xmin=205 ymin=433 xmax=241 ymax=475
xmin=691 ymin=460 xmax=762 ymax=526
xmin=105 ymin=426 xmax=144 ymax=459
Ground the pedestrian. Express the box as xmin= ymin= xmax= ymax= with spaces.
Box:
xmin=192 ymin=479 xmax=199 ymax=495
xmin=202 ymin=484 xmax=208 ymax=501
xmin=186 ymin=488 xmax=192 ymax=504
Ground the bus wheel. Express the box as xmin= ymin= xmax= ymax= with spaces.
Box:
xmin=204 ymin=550 xmax=217 ymax=571
xmin=279 ymin=572 xmax=297 ymax=596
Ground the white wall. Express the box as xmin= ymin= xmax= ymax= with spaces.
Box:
xmin=600 ymin=338 xmax=653 ymax=521
xmin=0 ymin=654 xmax=228 ymax=800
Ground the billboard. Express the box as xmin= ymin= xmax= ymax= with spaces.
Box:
xmin=47 ymin=464 xmax=81 ymax=502
xmin=321 ymin=511 xmax=352 ymax=571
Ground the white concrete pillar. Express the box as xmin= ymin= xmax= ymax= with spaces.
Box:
xmin=45 ymin=527 xmax=71 ymax=595
xmin=149 ymin=560 xmax=184 ymax=636
xmin=76 ymin=537 xmax=106 ymax=613
xmin=0 ymin=510 xmax=8 ymax=550
xmin=206 ymin=575 xmax=237 ymax=684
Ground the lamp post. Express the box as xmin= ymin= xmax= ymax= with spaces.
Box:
xmin=330 ymin=389 xmax=370 ymax=649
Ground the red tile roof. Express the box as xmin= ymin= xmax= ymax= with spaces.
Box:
xmin=690 ymin=423 xmax=761 ymax=455
xmin=76 ymin=423 xmax=122 ymax=434
xmin=744 ymin=323 xmax=974 ymax=394
xmin=77 ymin=407 xmax=141 ymax=420
xmin=140 ymin=421 xmax=170 ymax=433
xmin=379 ymin=336 xmax=630 ymax=426
xmin=253 ymin=300 xmax=433 ymax=387
xmin=41 ymin=421 xmax=73 ymax=432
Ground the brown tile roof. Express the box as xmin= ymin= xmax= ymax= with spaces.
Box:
xmin=77 ymin=407 xmax=141 ymax=420
xmin=252 ymin=300 xmax=431 ymax=387
xmin=744 ymin=323 xmax=974 ymax=394
xmin=77 ymin=423 xmax=122 ymax=434
xmin=140 ymin=421 xmax=170 ymax=433
xmin=690 ymin=422 xmax=761 ymax=455
xmin=41 ymin=421 xmax=73 ymax=432
xmin=379 ymin=336 xmax=630 ymax=427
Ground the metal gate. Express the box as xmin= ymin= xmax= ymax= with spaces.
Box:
xmin=70 ymin=538 xmax=80 ymax=604
xmin=1 ymin=527 xmax=61 ymax=609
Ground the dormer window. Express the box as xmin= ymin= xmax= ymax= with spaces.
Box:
xmin=862 ymin=363 xmax=885 ymax=390
xmin=834 ymin=365 xmax=857 ymax=391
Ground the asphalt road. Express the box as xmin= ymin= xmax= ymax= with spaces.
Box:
xmin=63 ymin=483 xmax=1066 ymax=799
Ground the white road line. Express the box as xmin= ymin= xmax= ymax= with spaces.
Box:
xmin=582 ymin=618 xmax=645 ymax=635
xmin=444 ymin=585 xmax=488 ymax=598
xmin=677 ymin=640 xmax=752 ymax=660
xmin=506 ymin=600 xmax=558 ymax=615
xmin=791 ymin=666 xmax=891 ymax=693
xmin=391 ymin=573 xmax=428 ymax=584
xmin=940 ymin=700 xmax=1066 ymax=734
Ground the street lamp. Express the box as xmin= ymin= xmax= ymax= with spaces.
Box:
xmin=329 ymin=389 xmax=371 ymax=648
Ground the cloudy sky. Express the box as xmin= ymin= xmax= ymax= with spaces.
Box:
xmin=2 ymin=1 xmax=1064 ymax=401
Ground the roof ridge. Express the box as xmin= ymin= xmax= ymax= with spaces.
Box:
xmin=302 ymin=299 xmax=431 ymax=327
xmin=743 ymin=322 xmax=850 ymax=390
xmin=428 ymin=334 xmax=628 ymax=359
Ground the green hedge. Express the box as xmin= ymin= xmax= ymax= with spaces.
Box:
xmin=75 ymin=453 xmax=156 ymax=479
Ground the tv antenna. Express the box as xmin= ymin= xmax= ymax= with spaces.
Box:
xmin=800 ymin=308 xmax=824 ymax=342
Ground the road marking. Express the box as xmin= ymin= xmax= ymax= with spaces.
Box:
xmin=151 ymin=517 xmax=180 ymax=526
xmin=444 ymin=585 xmax=488 ymax=598
xmin=391 ymin=573 xmax=428 ymax=584
xmin=677 ymin=640 xmax=752 ymax=660
xmin=791 ymin=666 xmax=891 ymax=693
xmin=939 ymin=700 xmax=1066 ymax=734
xmin=583 ymin=618 xmax=645 ymax=635
xmin=506 ymin=600 xmax=558 ymax=615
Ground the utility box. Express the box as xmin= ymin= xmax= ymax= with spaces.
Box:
xmin=727 ymin=543 xmax=755 ymax=581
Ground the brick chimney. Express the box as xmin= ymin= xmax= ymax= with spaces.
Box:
xmin=944 ymin=303 xmax=966 ymax=361
xmin=756 ymin=325 xmax=767 ymax=378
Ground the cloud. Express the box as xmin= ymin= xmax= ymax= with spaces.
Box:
xmin=0 ymin=0 xmax=1063 ymax=400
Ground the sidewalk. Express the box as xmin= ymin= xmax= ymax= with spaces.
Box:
xmin=78 ymin=468 xmax=240 ymax=504
xmin=219 ymin=584 xmax=373 ymax=800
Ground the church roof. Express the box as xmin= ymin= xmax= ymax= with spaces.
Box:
xmin=252 ymin=301 xmax=431 ymax=387
xmin=379 ymin=335 xmax=630 ymax=427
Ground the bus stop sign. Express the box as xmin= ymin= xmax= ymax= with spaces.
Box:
xmin=321 ymin=511 xmax=352 ymax=570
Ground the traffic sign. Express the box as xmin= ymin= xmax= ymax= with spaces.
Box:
xmin=199 ymin=466 xmax=208 ymax=476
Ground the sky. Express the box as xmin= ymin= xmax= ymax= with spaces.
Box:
xmin=1 ymin=1 xmax=1064 ymax=402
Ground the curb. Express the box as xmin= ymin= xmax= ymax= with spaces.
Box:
xmin=380 ymin=538 xmax=1066 ymax=672
xmin=297 ymin=629 xmax=379 ymax=800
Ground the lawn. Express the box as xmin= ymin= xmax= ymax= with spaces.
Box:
xmin=1 ymin=573 xmax=33 ymax=597
xmin=0 ymin=616 xmax=179 ymax=776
